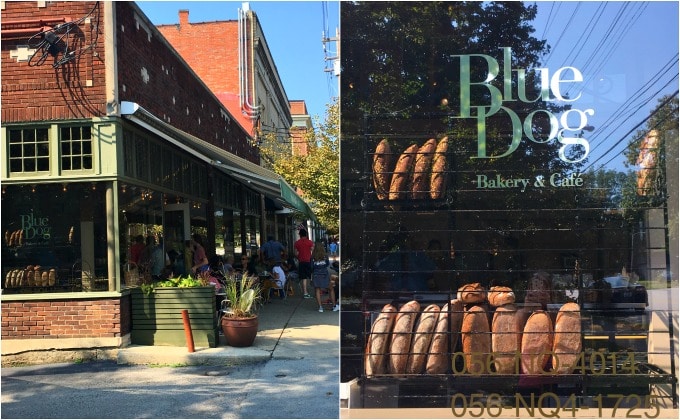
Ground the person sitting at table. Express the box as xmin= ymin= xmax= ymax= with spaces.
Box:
xmin=234 ymin=254 xmax=248 ymax=272
xmin=263 ymin=262 xmax=287 ymax=300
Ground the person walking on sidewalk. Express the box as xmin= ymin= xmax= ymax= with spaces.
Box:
xmin=294 ymin=229 xmax=314 ymax=298
xmin=311 ymin=241 xmax=339 ymax=312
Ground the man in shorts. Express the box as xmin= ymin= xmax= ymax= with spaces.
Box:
xmin=294 ymin=229 xmax=314 ymax=298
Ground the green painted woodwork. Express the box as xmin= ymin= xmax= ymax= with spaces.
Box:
xmin=130 ymin=287 xmax=218 ymax=348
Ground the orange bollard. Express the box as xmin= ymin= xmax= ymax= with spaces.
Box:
xmin=181 ymin=309 xmax=195 ymax=353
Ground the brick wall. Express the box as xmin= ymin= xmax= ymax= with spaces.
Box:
xmin=157 ymin=12 xmax=241 ymax=96
xmin=1 ymin=2 xmax=259 ymax=163
xmin=0 ymin=1 xmax=108 ymax=122
xmin=1 ymin=296 xmax=131 ymax=339
xmin=116 ymin=2 xmax=259 ymax=162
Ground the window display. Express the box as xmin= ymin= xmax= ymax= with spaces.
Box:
xmin=340 ymin=1 xmax=678 ymax=415
xmin=1 ymin=183 xmax=107 ymax=292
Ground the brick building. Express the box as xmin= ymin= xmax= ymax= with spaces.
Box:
xmin=156 ymin=6 xmax=292 ymax=147
xmin=1 ymin=1 xmax=314 ymax=361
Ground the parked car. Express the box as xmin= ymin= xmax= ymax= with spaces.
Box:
xmin=582 ymin=275 xmax=648 ymax=311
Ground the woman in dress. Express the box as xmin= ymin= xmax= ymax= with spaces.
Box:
xmin=311 ymin=241 xmax=339 ymax=313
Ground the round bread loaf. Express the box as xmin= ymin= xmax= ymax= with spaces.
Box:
xmin=488 ymin=286 xmax=515 ymax=306
xmin=552 ymin=302 xmax=581 ymax=374
xmin=406 ymin=303 xmax=440 ymax=374
xmin=521 ymin=310 xmax=554 ymax=374
xmin=430 ymin=137 xmax=449 ymax=199
xmin=365 ymin=304 xmax=397 ymax=376
xmin=388 ymin=300 xmax=420 ymax=374
xmin=388 ymin=143 xmax=419 ymax=200
xmin=372 ymin=139 xmax=393 ymax=201
xmin=491 ymin=304 xmax=521 ymax=374
xmin=409 ymin=138 xmax=436 ymax=199
xmin=48 ymin=268 xmax=57 ymax=286
xmin=457 ymin=283 xmax=487 ymax=304
xmin=425 ymin=302 xmax=450 ymax=374
xmin=461 ymin=305 xmax=491 ymax=374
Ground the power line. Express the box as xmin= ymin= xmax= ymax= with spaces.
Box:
xmin=582 ymin=90 xmax=679 ymax=173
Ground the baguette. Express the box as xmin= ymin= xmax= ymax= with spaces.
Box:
xmin=491 ymin=304 xmax=521 ymax=374
xmin=430 ymin=136 xmax=449 ymax=199
xmin=488 ymin=286 xmax=515 ymax=307
xmin=521 ymin=310 xmax=554 ymax=374
xmin=388 ymin=300 xmax=420 ymax=374
xmin=552 ymin=302 xmax=581 ymax=374
xmin=457 ymin=283 xmax=486 ymax=304
xmin=27 ymin=268 xmax=35 ymax=286
xmin=372 ymin=139 xmax=393 ymax=201
xmin=17 ymin=269 xmax=25 ymax=287
xmin=365 ymin=304 xmax=397 ymax=376
xmin=406 ymin=303 xmax=440 ymax=374
xmin=425 ymin=302 xmax=450 ymax=374
xmin=449 ymin=298 xmax=464 ymax=354
xmin=388 ymin=143 xmax=419 ymax=200
xmin=409 ymin=139 xmax=437 ymax=199
xmin=461 ymin=305 xmax=491 ymax=374
xmin=10 ymin=269 xmax=18 ymax=287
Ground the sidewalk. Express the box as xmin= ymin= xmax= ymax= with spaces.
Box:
xmin=117 ymin=290 xmax=340 ymax=366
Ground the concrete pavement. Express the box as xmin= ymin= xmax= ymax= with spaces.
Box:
xmin=117 ymin=289 xmax=340 ymax=366
xmin=1 ymin=292 xmax=341 ymax=419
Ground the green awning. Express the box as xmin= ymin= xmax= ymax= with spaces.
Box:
xmin=121 ymin=101 xmax=316 ymax=221
xmin=279 ymin=178 xmax=316 ymax=220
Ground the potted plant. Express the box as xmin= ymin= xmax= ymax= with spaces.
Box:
xmin=221 ymin=274 xmax=262 ymax=347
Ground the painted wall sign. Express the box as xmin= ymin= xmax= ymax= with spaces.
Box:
xmin=20 ymin=212 xmax=51 ymax=241
xmin=452 ymin=47 xmax=594 ymax=164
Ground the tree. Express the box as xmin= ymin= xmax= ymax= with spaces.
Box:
xmin=259 ymin=99 xmax=339 ymax=234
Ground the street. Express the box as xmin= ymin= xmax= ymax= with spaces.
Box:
xmin=1 ymin=357 xmax=339 ymax=419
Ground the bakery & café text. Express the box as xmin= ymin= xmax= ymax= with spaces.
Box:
xmin=476 ymin=172 xmax=584 ymax=192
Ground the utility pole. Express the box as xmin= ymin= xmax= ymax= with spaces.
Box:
xmin=322 ymin=2 xmax=340 ymax=98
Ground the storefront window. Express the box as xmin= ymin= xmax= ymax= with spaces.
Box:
xmin=340 ymin=1 xmax=678 ymax=411
xmin=1 ymin=183 xmax=108 ymax=292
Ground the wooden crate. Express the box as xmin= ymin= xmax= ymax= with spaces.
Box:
xmin=130 ymin=287 xmax=218 ymax=347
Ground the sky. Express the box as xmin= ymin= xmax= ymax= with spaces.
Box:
xmin=530 ymin=1 xmax=679 ymax=172
xmin=137 ymin=1 xmax=340 ymax=122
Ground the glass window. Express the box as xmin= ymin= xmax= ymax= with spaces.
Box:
xmin=60 ymin=126 xmax=93 ymax=171
xmin=1 ymin=183 xmax=108 ymax=293
xmin=339 ymin=1 xmax=679 ymax=404
xmin=8 ymin=127 xmax=50 ymax=173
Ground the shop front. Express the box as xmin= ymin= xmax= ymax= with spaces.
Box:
xmin=1 ymin=108 xmax=313 ymax=361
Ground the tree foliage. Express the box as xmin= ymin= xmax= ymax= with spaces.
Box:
xmin=259 ymin=99 xmax=339 ymax=234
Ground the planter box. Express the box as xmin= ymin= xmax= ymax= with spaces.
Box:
xmin=130 ymin=287 xmax=218 ymax=348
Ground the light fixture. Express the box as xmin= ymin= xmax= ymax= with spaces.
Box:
xmin=62 ymin=183 xmax=68 ymax=192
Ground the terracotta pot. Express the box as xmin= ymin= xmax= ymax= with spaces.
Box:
xmin=221 ymin=315 xmax=259 ymax=347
